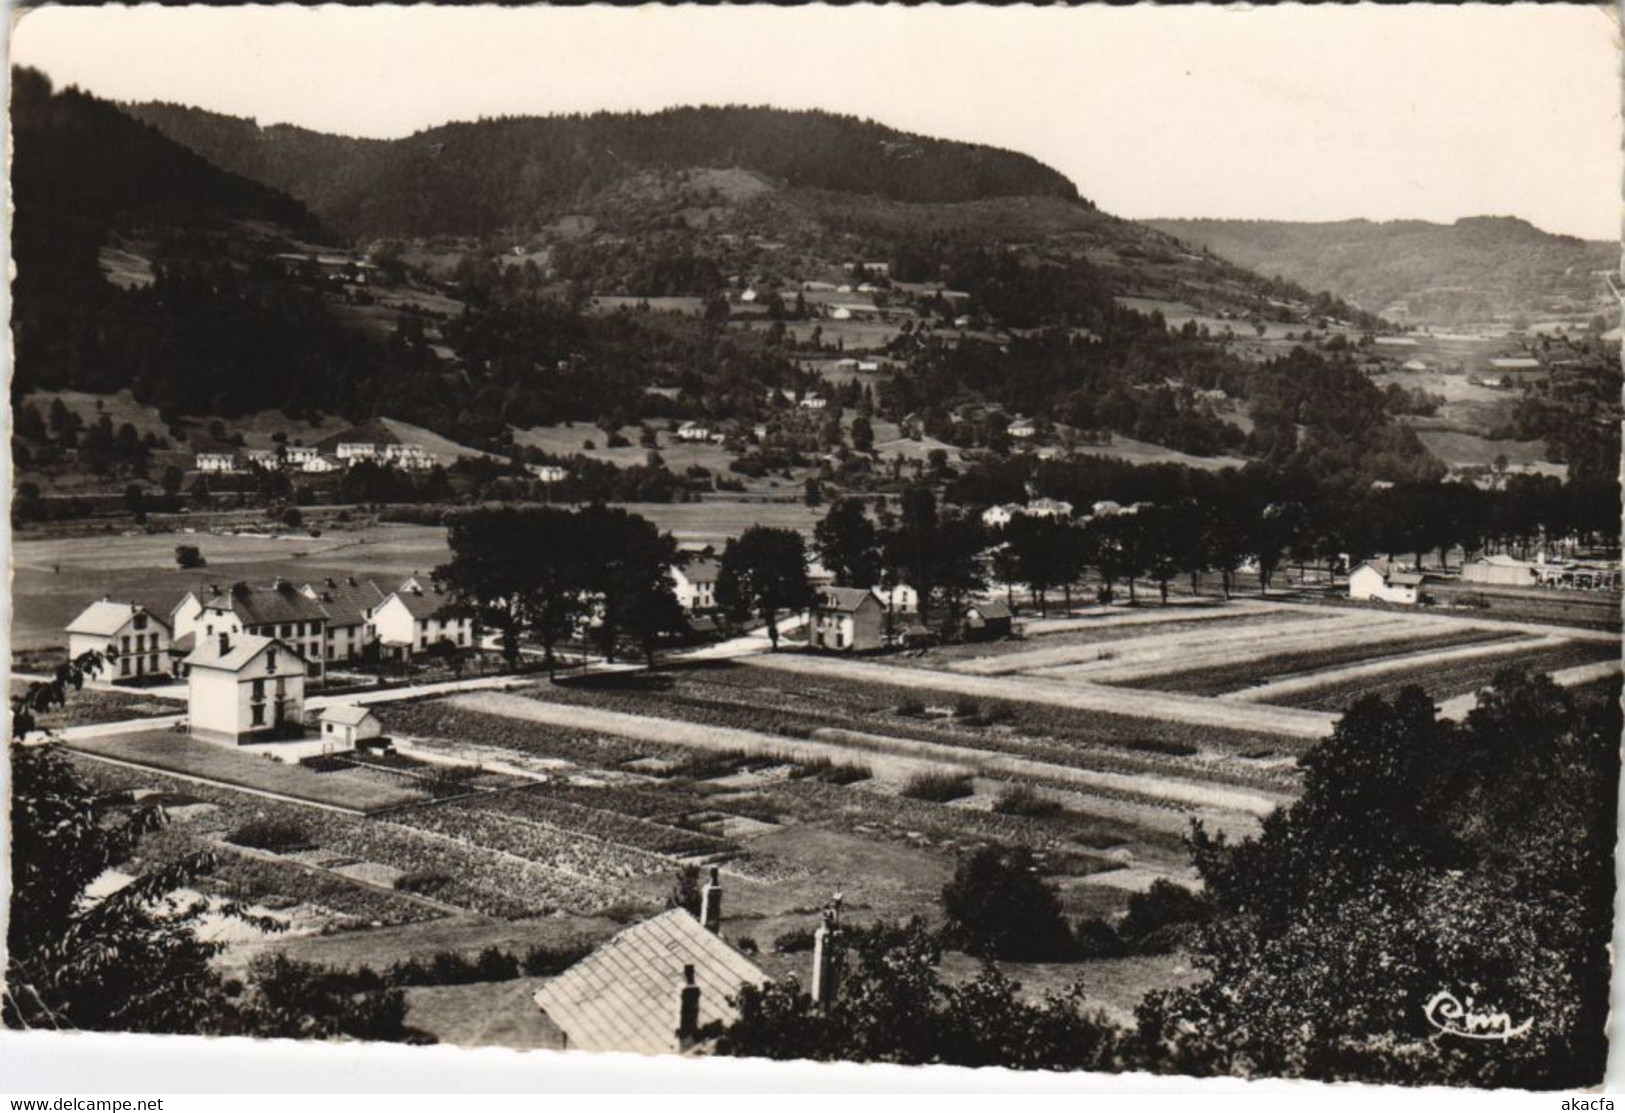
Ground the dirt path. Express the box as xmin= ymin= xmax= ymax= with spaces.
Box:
xmin=741 ymin=653 xmax=1338 ymax=740
xmin=1220 ymin=634 xmax=1564 ymax=704
xmin=447 ymin=691 xmax=1288 ymax=820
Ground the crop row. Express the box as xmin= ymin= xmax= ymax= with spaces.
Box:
xmin=1279 ymin=641 xmax=1621 ymax=712
xmin=377 ymin=700 xmax=658 ymax=770
xmin=460 ymin=787 xmax=730 ymax=857
xmin=1128 ymin=627 xmax=1521 ymax=698
xmin=388 ymin=803 xmax=675 ymax=883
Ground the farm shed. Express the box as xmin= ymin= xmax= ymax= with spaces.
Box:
xmin=319 ymin=704 xmax=382 ymax=753
xmin=963 ymin=600 xmax=1014 ymax=641
xmin=1460 ymin=554 xmax=1542 ymax=588
xmin=810 ymin=587 xmax=885 ymax=653
xmin=1348 ymin=561 xmax=1426 ymax=605
xmin=533 ymin=907 xmax=767 ymax=1056
xmin=66 ymin=599 xmax=171 ymax=682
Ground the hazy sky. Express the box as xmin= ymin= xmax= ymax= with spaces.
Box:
xmin=10 ymin=3 xmax=1621 ymax=240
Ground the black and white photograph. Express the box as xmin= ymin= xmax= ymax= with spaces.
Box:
xmin=3 ymin=2 xmax=1621 ymax=1095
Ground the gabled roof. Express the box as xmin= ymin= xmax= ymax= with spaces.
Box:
xmin=302 ymin=577 xmax=389 ymax=627
xmin=203 ymin=583 xmax=329 ymax=627
xmin=1387 ymin=571 xmax=1426 ymax=586
xmin=533 ymin=909 xmax=768 ymax=1056
xmin=969 ymin=600 xmax=1013 ymax=620
xmin=381 ymin=586 xmax=455 ymax=621
xmin=66 ymin=600 xmax=169 ymax=638
xmin=182 ymin=633 xmax=305 ymax=673
xmin=320 ymin=704 xmax=377 ymax=727
xmin=674 ymin=559 xmax=720 ymax=584
xmin=815 ymin=587 xmax=878 ymax=614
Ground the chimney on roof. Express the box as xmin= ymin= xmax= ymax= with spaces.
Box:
xmin=699 ymin=866 xmax=722 ymax=934
xmin=810 ymin=894 xmax=845 ymax=1008
xmin=675 ymin=964 xmax=701 ymax=1050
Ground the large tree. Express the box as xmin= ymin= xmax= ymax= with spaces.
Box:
xmin=814 ymin=498 xmax=882 ymax=589
xmin=716 ymin=526 xmax=812 ymax=649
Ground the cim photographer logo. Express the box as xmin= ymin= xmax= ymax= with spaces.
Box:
xmin=1422 ymin=990 xmax=1532 ymax=1042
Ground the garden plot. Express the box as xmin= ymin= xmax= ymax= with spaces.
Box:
xmin=1024 ymin=613 xmax=1492 ymax=685
xmin=947 ymin=610 xmax=1336 ymax=676
xmin=1225 ymin=632 xmax=1558 ymax=704
xmin=1278 ymin=638 xmax=1621 ymax=713
xmin=742 ymin=655 xmax=1337 ymax=741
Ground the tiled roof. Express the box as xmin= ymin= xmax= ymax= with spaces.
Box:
xmin=183 ymin=633 xmax=305 ymax=673
xmin=66 ymin=600 xmax=168 ymax=638
xmin=302 ymin=578 xmax=389 ymax=627
xmin=533 ymin=909 xmax=768 ymax=1056
xmin=384 ymin=586 xmax=456 ymax=621
xmin=969 ymin=600 xmax=1013 ymax=621
xmin=815 ymin=587 xmax=877 ymax=614
xmin=203 ymin=583 xmax=329 ymax=627
xmin=675 ymin=559 xmax=720 ymax=584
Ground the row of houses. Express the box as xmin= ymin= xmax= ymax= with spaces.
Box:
xmin=65 ymin=575 xmax=473 ymax=685
xmin=195 ymin=420 xmax=439 ymax=475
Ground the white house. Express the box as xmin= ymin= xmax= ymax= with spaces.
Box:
xmin=1348 ymin=560 xmax=1425 ymax=605
xmin=379 ymin=443 xmax=434 ymax=471
xmin=299 ymin=577 xmax=388 ymax=664
xmin=1008 ymin=418 xmax=1037 ymax=439
xmin=195 ymin=452 xmax=240 ymax=474
xmin=809 ymin=587 xmax=885 ymax=653
xmin=670 ymin=560 xmax=721 ymax=613
xmin=65 ymin=600 xmax=171 ymax=682
xmin=371 ymin=585 xmax=472 ymax=661
xmin=184 ymin=633 xmax=308 ymax=744
xmin=677 ymin=421 xmax=712 ymax=442
xmin=302 ymin=454 xmax=342 ymax=474
xmin=284 ymin=445 xmax=318 ymax=465
xmin=527 ymin=463 xmax=569 ymax=483
xmin=244 ymin=449 xmax=279 ymax=468
xmin=799 ymin=394 xmax=828 ymax=411
xmin=318 ymin=704 xmax=382 ymax=753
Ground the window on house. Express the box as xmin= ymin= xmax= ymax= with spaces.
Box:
xmin=120 ymin=659 xmax=131 ymax=676
xmin=252 ymin=679 xmax=265 ymax=699
xmin=251 ymin=704 xmax=265 ymax=726
xmin=134 ymin=614 xmax=148 ymax=630
xmin=267 ymin=650 xmax=277 ymax=672
xmin=121 ymin=636 xmax=131 ymax=653
xmin=281 ymin=624 xmax=292 ymax=638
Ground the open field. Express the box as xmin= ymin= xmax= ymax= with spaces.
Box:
xmin=67 ymin=732 xmax=426 ymax=812
xmin=10 ymin=523 xmax=454 ymax=650
xmin=511 ymin=423 xmax=737 ymax=474
xmin=1413 ymin=429 xmax=1558 ymax=474
xmin=9 ymin=680 xmax=184 ymax=729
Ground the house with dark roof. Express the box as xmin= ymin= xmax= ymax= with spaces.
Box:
xmin=299 ymin=576 xmax=390 ymax=664
xmin=533 ymin=888 xmax=768 ymax=1055
xmin=669 ymin=559 xmax=721 ymax=613
xmin=371 ymin=583 xmax=473 ymax=661
xmin=315 ymin=419 xmax=434 ymax=471
xmin=809 ymin=586 xmax=884 ymax=653
xmin=963 ymin=599 xmax=1014 ymax=641
xmin=65 ymin=599 xmax=171 ymax=682
xmin=183 ymin=633 xmax=308 ymax=744
xmin=196 ymin=582 xmax=329 ymax=680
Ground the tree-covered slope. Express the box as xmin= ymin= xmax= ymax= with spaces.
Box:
xmin=122 ymin=102 xmax=1085 ymax=240
xmin=1147 ymin=217 xmax=1616 ymax=325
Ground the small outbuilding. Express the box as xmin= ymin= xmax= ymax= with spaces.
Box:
xmin=962 ymin=600 xmax=1014 ymax=642
xmin=1348 ymin=560 xmax=1426 ymax=605
xmin=318 ymin=704 xmax=382 ymax=753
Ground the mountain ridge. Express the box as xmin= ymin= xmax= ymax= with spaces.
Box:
xmin=1146 ymin=216 xmax=1616 ymax=325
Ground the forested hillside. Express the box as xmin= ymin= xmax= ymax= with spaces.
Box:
xmin=123 ymin=103 xmax=1084 ymax=239
xmin=1148 ymin=217 xmax=1616 ymax=325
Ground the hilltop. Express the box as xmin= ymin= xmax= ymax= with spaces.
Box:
xmin=121 ymin=103 xmax=1084 ymax=240
xmin=1146 ymin=216 xmax=1616 ymax=326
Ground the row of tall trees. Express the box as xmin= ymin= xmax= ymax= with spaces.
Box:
xmin=435 ymin=505 xmax=683 ymax=669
